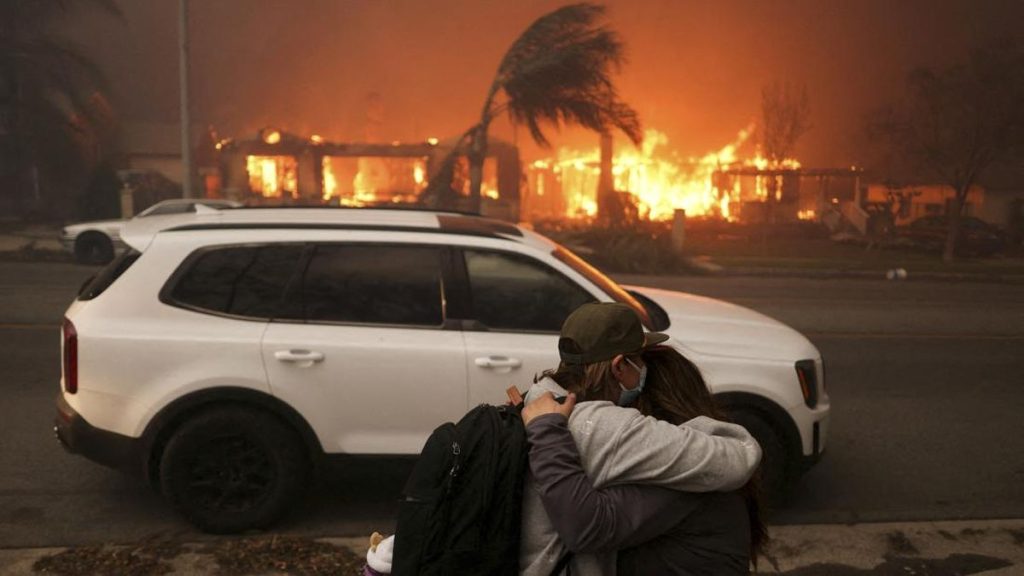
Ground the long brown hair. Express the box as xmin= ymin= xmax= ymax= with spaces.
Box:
xmin=636 ymin=345 xmax=769 ymax=569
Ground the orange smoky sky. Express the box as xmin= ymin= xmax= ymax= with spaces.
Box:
xmin=69 ymin=0 xmax=1023 ymax=167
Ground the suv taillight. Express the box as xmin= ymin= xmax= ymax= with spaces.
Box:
xmin=795 ymin=359 xmax=817 ymax=408
xmin=63 ymin=318 xmax=78 ymax=394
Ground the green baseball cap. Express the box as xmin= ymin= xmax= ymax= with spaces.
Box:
xmin=558 ymin=302 xmax=670 ymax=365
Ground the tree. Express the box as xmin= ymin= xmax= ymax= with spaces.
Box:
xmin=869 ymin=41 xmax=1024 ymax=261
xmin=0 ymin=0 xmax=122 ymax=219
xmin=427 ymin=3 xmax=642 ymax=214
xmin=761 ymin=81 xmax=810 ymax=165
xmin=759 ymin=81 xmax=810 ymax=225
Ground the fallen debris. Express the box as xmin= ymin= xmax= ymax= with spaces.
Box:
xmin=33 ymin=543 xmax=178 ymax=576
xmin=203 ymin=535 xmax=363 ymax=576
xmin=32 ymin=535 xmax=364 ymax=576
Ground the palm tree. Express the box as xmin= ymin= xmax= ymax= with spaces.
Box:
xmin=0 ymin=0 xmax=122 ymax=218
xmin=428 ymin=3 xmax=642 ymax=214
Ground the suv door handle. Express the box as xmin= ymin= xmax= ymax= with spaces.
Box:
xmin=274 ymin=350 xmax=325 ymax=366
xmin=475 ymin=356 xmax=522 ymax=371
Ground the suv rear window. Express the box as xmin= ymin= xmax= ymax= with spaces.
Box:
xmin=79 ymin=250 xmax=141 ymax=301
xmin=165 ymin=245 xmax=304 ymax=319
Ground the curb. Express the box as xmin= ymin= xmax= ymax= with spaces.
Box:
xmin=714 ymin=266 xmax=1024 ymax=284
xmin=678 ymin=255 xmax=1024 ymax=283
xmin=2 ymin=520 xmax=1022 ymax=575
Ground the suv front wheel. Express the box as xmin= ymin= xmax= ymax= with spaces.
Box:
xmin=726 ymin=409 xmax=792 ymax=507
xmin=159 ymin=407 xmax=308 ymax=533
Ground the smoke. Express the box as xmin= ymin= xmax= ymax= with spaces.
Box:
xmin=66 ymin=0 xmax=1023 ymax=167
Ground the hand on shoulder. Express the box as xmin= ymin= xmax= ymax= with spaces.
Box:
xmin=521 ymin=392 xmax=576 ymax=425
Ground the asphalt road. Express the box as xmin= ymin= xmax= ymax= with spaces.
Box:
xmin=1 ymin=262 xmax=1022 ymax=548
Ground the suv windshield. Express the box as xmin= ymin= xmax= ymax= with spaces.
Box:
xmin=550 ymin=245 xmax=657 ymax=330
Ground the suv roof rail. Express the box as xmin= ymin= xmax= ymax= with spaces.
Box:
xmin=122 ymin=207 xmax=523 ymax=252
xmin=224 ymin=204 xmax=483 ymax=218
xmin=163 ymin=220 xmax=523 ymax=240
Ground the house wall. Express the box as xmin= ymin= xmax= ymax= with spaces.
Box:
xmin=977 ymin=190 xmax=1024 ymax=229
xmin=865 ymin=184 xmax=986 ymax=225
xmin=121 ymin=122 xmax=190 ymax=185
xmin=127 ymin=155 xmax=183 ymax=184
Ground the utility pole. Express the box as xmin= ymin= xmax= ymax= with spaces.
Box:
xmin=179 ymin=0 xmax=194 ymax=198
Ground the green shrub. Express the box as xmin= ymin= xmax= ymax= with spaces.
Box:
xmin=536 ymin=221 xmax=692 ymax=274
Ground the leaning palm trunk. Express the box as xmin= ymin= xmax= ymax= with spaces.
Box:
xmin=467 ymin=124 xmax=488 ymax=211
xmin=468 ymin=84 xmax=500 ymax=211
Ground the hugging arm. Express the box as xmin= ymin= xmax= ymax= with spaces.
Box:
xmin=526 ymin=414 xmax=701 ymax=553
xmin=598 ymin=411 xmax=762 ymax=491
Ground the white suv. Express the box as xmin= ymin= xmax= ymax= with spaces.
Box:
xmin=55 ymin=208 xmax=830 ymax=533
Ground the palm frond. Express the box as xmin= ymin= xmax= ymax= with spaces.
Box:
xmin=491 ymin=2 xmax=642 ymax=146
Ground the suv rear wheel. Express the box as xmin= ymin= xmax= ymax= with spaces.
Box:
xmin=159 ymin=407 xmax=308 ymax=533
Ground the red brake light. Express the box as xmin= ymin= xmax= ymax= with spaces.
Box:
xmin=63 ymin=318 xmax=78 ymax=394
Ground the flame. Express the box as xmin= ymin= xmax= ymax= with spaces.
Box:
xmin=321 ymin=155 xmax=429 ymax=206
xmin=246 ymin=155 xmax=297 ymax=198
xmin=322 ymin=157 xmax=337 ymax=200
xmin=261 ymin=129 xmax=282 ymax=145
xmin=353 ymin=157 xmax=387 ymax=203
xmin=529 ymin=126 xmax=801 ymax=221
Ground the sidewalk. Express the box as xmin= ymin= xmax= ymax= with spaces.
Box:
xmin=2 ymin=519 xmax=1022 ymax=575
xmin=683 ymin=253 xmax=1024 ymax=284
xmin=0 ymin=225 xmax=66 ymax=261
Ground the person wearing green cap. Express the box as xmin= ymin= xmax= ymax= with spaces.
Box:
xmin=517 ymin=303 xmax=762 ymax=576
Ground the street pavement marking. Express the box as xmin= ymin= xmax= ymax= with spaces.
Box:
xmin=0 ymin=324 xmax=58 ymax=330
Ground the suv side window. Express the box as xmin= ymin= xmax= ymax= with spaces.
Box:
xmin=300 ymin=244 xmax=444 ymax=326
xmin=464 ymin=249 xmax=594 ymax=332
xmin=168 ymin=244 xmax=303 ymax=319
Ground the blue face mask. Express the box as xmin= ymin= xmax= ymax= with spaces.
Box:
xmin=617 ymin=358 xmax=647 ymax=407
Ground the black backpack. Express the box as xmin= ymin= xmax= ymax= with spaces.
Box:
xmin=391 ymin=402 xmax=529 ymax=575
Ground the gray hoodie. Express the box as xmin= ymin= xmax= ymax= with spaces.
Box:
xmin=518 ymin=378 xmax=762 ymax=576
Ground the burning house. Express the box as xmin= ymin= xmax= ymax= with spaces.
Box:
xmin=522 ymin=126 xmax=861 ymax=226
xmin=198 ymin=128 xmax=523 ymax=221
xmin=185 ymin=123 xmax=865 ymax=230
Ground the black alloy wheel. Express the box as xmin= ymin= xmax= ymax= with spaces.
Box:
xmin=185 ymin=434 xmax=274 ymax=514
xmin=159 ymin=407 xmax=309 ymax=534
